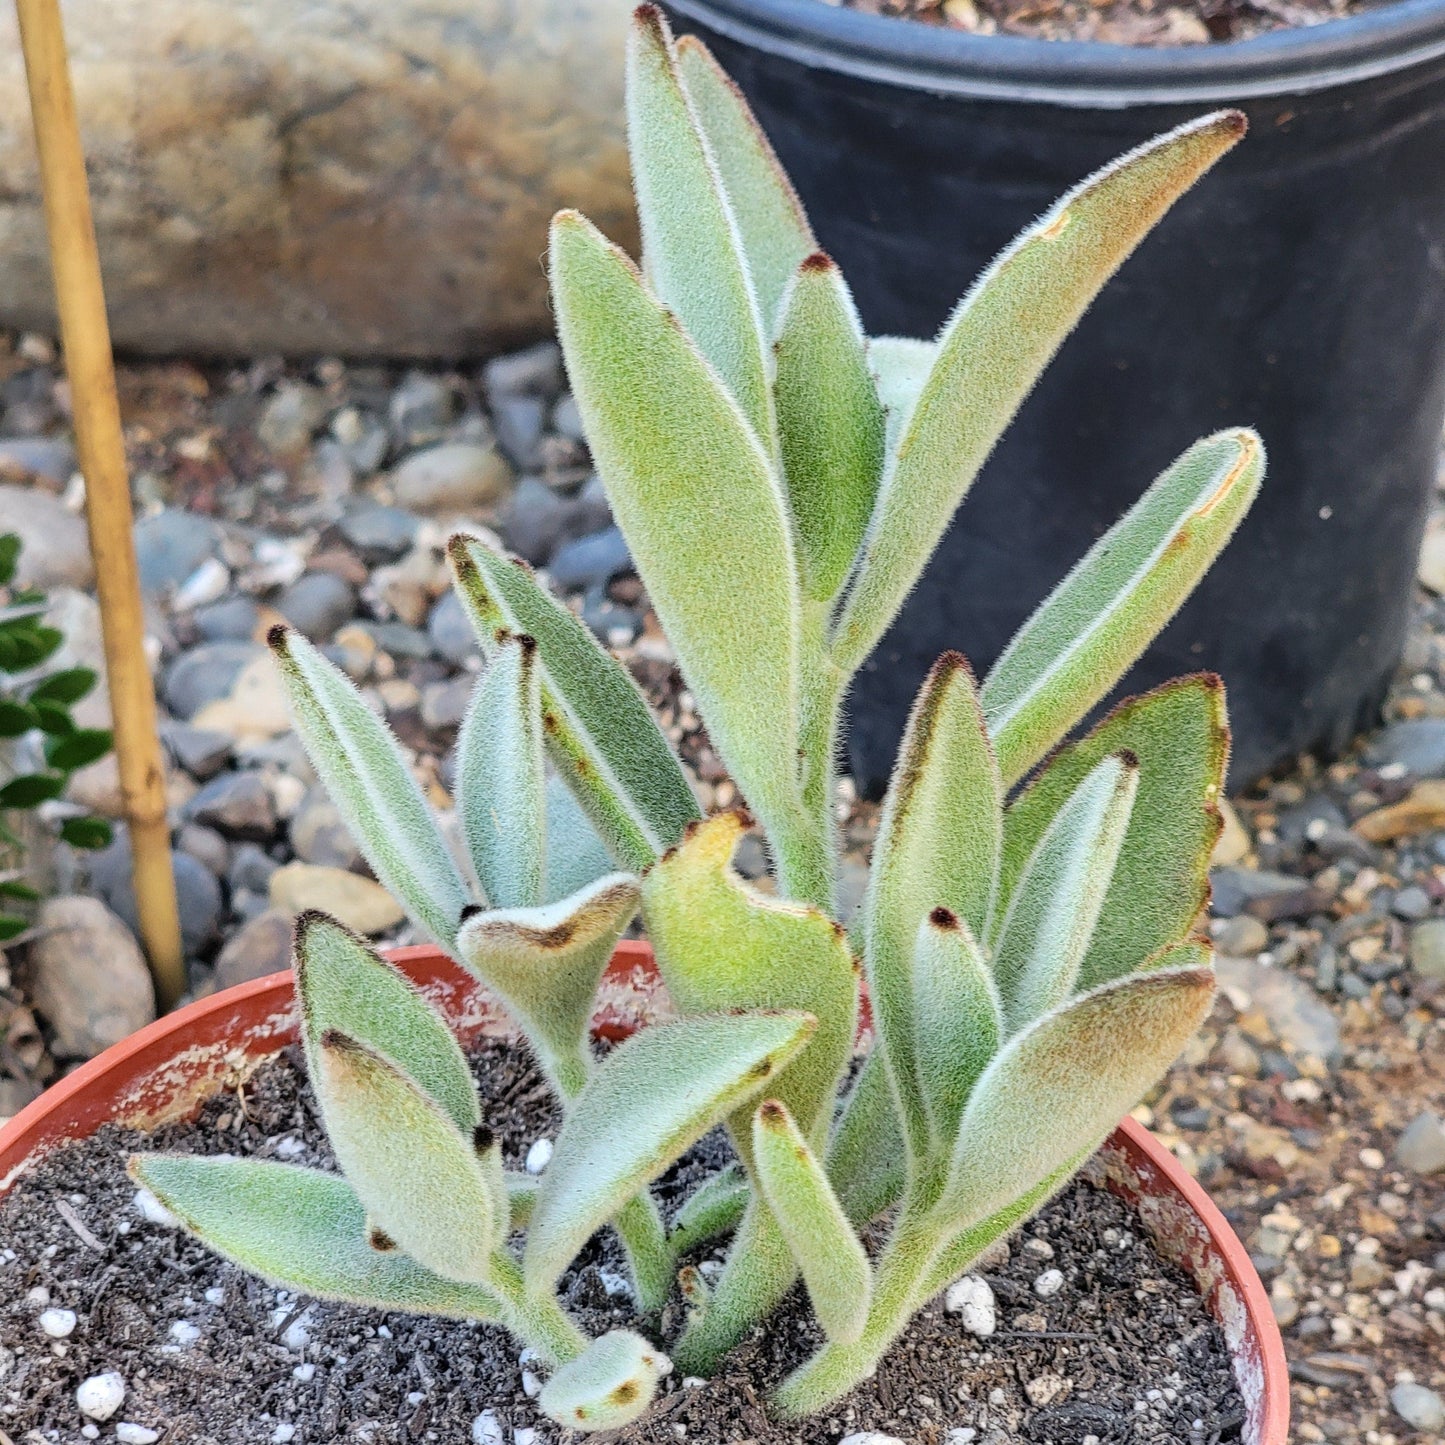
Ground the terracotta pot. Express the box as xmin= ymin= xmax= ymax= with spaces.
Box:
xmin=0 ymin=941 xmax=1289 ymax=1442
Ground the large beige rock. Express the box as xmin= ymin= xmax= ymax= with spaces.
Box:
xmin=0 ymin=0 xmax=635 ymax=359
xmin=28 ymin=896 xmax=157 ymax=1059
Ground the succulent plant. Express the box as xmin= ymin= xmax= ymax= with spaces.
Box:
xmin=131 ymin=6 xmax=1264 ymax=1430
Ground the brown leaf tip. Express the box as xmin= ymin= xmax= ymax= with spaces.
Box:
xmin=757 ymin=1099 xmax=786 ymax=1126
xmin=609 ymin=1380 xmax=641 ymax=1407
xmin=1219 ymin=109 xmax=1248 ymax=138
xmin=929 ymin=905 xmax=959 ymax=930
xmin=458 ymin=903 xmax=485 ymax=925
xmin=1116 ymin=748 xmax=1140 ymax=770
xmin=473 ymin=1125 xmax=495 ymax=1154
xmin=633 ymin=2 xmax=664 ymax=27
xmin=368 ymin=1227 xmax=397 ymax=1252
xmin=514 ymin=633 xmax=539 ymax=658
xmin=266 ymin=623 xmax=291 ymax=652
xmin=799 ymin=251 xmax=834 ymax=273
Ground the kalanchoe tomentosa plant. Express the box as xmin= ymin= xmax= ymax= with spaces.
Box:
xmin=132 ymin=6 xmax=1264 ymax=1428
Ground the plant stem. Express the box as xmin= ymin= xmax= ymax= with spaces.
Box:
xmin=488 ymin=1251 xmax=590 ymax=1366
xmin=671 ymin=1195 xmax=798 ymax=1378
xmin=552 ymin=1045 xmax=673 ymax=1315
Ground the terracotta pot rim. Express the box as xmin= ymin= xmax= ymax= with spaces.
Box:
xmin=0 ymin=940 xmax=1288 ymax=1443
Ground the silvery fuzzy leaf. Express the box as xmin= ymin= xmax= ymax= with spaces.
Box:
xmin=524 ymin=1011 xmax=816 ymax=1294
xmin=773 ymin=254 xmax=885 ymax=602
xmin=129 ymin=1157 xmax=510 ymax=1322
xmin=270 ymin=627 xmax=471 ymax=946
xmin=314 ymin=1031 xmax=505 ymax=1285
xmin=938 ymin=957 xmax=1214 ymax=1231
xmin=860 ymin=653 xmax=1001 ymax=1157
xmin=673 ymin=31 xmax=816 ymax=331
xmin=539 ymin=1328 xmax=672 ymax=1432
xmin=832 ymin=113 xmax=1249 ymax=675
xmin=549 ymin=210 xmax=807 ymax=886
xmin=447 ymin=534 xmax=698 ymax=872
xmin=294 ymin=911 xmax=479 ymax=1136
xmin=628 ymin=5 xmax=773 ymax=445
xmin=753 ymin=1099 xmax=871 ymax=1344
xmin=454 ymin=874 xmax=641 ymax=1097
xmin=982 ymin=429 xmax=1263 ymax=786
xmin=1000 ymin=675 xmax=1228 ymax=990
xmin=990 ymin=753 xmax=1138 ymax=1034
xmin=457 ymin=634 xmax=546 ymax=910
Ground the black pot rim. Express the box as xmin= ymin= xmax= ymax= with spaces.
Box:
xmin=664 ymin=0 xmax=1445 ymax=105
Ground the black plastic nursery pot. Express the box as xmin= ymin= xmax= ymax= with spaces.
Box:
xmin=664 ymin=0 xmax=1445 ymax=793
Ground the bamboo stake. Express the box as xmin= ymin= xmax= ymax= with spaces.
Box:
xmin=16 ymin=0 xmax=185 ymax=1008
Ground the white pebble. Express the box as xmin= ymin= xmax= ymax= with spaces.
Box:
xmin=169 ymin=1320 xmax=201 ymax=1347
xmin=521 ymin=1369 xmax=543 ymax=1398
xmin=274 ymin=1136 xmax=306 ymax=1159
xmin=471 ymin=1409 xmax=504 ymax=1445
xmin=293 ymin=1363 xmax=317 ymax=1383
xmin=134 ymin=1188 xmax=179 ymax=1227
xmin=1023 ymin=1237 xmax=1055 ymax=1259
xmin=26 ymin=1285 xmax=51 ymax=1307
xmin=597 ymin=1267 xmax=632 ymax=1298
xmin=839 ymin=1435 xmax=906 ymax=1445
xmin=945 ymin=1431 xmax=977 ymax=1445
xmin=40 ymin=1307 xmax=77 ymax=1338
xmin=944 ymin=1276 xmax=996 ymax=1338
xmin=117 ymin=1426 xmax=161 ymax=1445
xmin=1033 ymin=1268 xmax=1065 ymax=1298
xmin=204 ymin=1286 xmax=226 ymax=1306
xmin=81 ymin=1428 xmax=99 ymax=1442
xmin=272 ymin=1426 xmax=297 ymax=1444
xmin=682 ymin=1377 xmax=706 ymax=1389
xmin=514 ymin=1430 xmax=538 ymax=1445
xmin=525 ymin=1138 xmax=554 ymax=1174
xmin=76 ymin=1372 xmax=126 ymax=1421
xmin=282 ymin=1310 xmax=314 ymax=1352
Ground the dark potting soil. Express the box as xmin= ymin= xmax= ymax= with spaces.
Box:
xmin=837 ymin=0 xmax=1365 ymax=47
xmin=0 ymin=1040 xmax=1244 ymax=1445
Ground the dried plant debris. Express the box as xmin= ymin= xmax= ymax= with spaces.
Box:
xmin=838 ymin=0 xmax=1358 ymax=47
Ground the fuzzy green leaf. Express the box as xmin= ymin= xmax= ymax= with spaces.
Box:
xmin=827 ymin=1049 xmax=906 ymax=1226
xmin=668 ymin=1163 xmax=748 ymax=1256
xmin=540 ymin=1328 xmax=672 ymax=1433
xmin=315 ymin=1032 xmax=504 ymax=1285
xmin=454 ymin=874 xmax=641 ymax=1097
xmin=912 ymin=908 xmax=1002 ymax=1138
xmin=982 ymin=429 xmax=1263 ymax=786
xmin=628 ymin=6 xmax=773 ymax=444
xmin=544 ymin=772 xmax=617 ymax=905
xmin=129 ymin=1157 xmax=509 ymax=1321
xmin=753 ymin=1099 xmax=872 ymax=1344
xmin=673 ymin=33 xmax=815 ymax=330
xmin=990 ymin=753 xmax=1138 ymax=1033
xmin=457 ymin=634 xmax=546 ymax=910
xmin=773 ymin=255 xmax=885 ymax=601
xmin=550 ymin=211 xmax=803 ymax=854
xmin=938 ymin=954 xmax=1215 ymax=1230
xmin=524 ymin=1011 xmax=816 ymax=1294
xmin=1000 ymin=675 xmax=1228 ymax=989
xmin=270 ymin=627 xmax=471 ymax=946
xmin=294 ymin=911 xmax=479 ymax=1135
xmin=833 ymin=113 xmax=1248 ymax=674
xmin=447 ymin=534 xmax=699 ymax=872
xmin=861 ymin=654 xmax=1001 ymax=1156
xmin=642 ymin=811 xmax=858 ymax=1154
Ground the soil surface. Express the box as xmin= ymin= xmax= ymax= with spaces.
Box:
xmin=0 ymin=1039 xmax=1242 ymax=1444
xmin=836 ymin=0 xmax=1363 ymax=48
